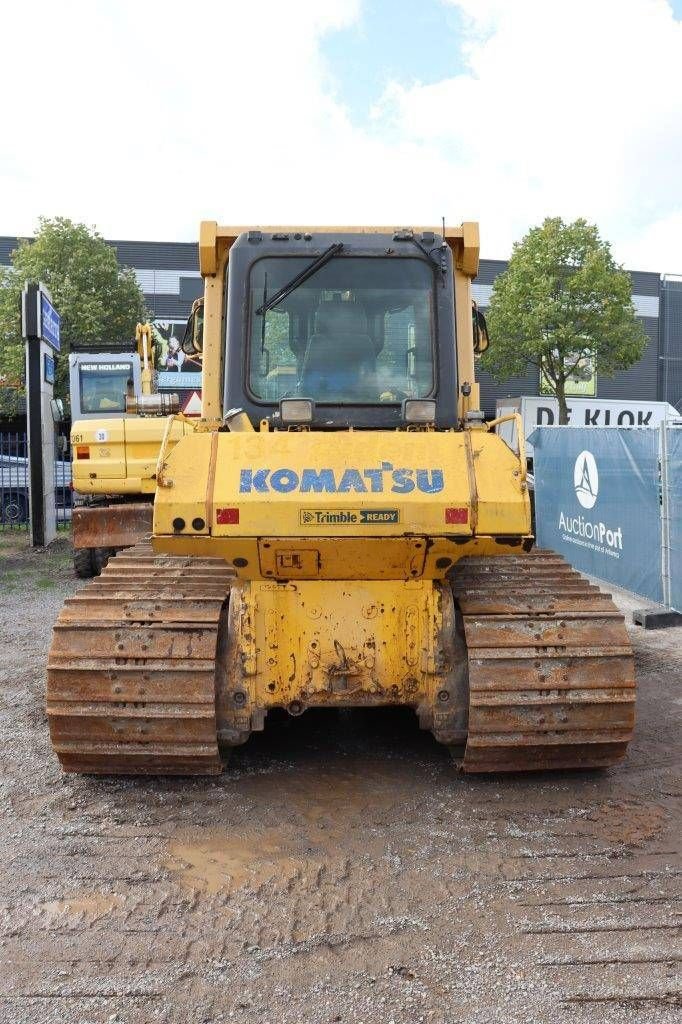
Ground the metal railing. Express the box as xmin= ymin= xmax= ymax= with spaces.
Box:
xmin=0 ymin=431 xmax=72 ymax=530
xmin=662 ymin=422 xmax=682 ymax=612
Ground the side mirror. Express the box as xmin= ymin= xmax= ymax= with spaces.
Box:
xmin=50 ymin=398 xmax=65 ymax=423
xmin=182 ymin=298 xmax=204 ymax=356
xmin=472 ymin=302 xmax=490 ymax=355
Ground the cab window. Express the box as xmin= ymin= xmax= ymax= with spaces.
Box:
xmin=248 ymin=257 xmax=435 ymax=404
xmin=79 ymin=364 xmax=131 ymax=413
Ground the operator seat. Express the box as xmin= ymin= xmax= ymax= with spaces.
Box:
xmin=301 ymin=299 xmax=376 ymax=399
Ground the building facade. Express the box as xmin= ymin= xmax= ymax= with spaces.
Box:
xmin=1 ymin=234 xmax=679 ymax=416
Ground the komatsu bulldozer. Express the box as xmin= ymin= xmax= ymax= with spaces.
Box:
xmin=47 ymin=223 xmax=635 ymax=774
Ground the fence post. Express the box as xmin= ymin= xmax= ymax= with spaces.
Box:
xmin=632 ymin=420 xmax=682 ymax=627
xmin=660 ymin=420 xmax=671 ymax=610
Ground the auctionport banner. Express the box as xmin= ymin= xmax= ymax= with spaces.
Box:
xmin=530 ymin=426 xmax=662 ymax=603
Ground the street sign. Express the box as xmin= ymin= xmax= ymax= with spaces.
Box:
xmin=40 ymin=291 xmax=60 ymax=350
xmin=22 ymin=282 xmax=61 ymax=546
xmin=21 ymin=282 xmax=61 ymax=350
xmin=44 ymin=353 xmax=55 ymax=384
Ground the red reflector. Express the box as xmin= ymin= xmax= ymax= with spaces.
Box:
xmin=216 ymin=507 xmax=239 ymax=525
xmin=445 ymin=507 xmax=468 ymax=524
xmin=76 ymin=446 xmax=90 ymax=460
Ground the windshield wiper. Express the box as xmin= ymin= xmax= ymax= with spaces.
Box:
xmin=255 ymin=242 xmax=344 ymax=316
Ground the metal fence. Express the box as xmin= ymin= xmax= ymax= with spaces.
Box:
xmin=662 ymin=422 xmax=682 ymax=612
xmin=660 ymin=275 xmax=682 ymax=413
xmin=531 ymin=423 xmax=682 ymax=613
xmin=0 ymin=431 xmax=72 ymax=530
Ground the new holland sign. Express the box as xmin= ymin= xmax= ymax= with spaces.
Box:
xmin=530 ymin=426 xmax=662 ymax=603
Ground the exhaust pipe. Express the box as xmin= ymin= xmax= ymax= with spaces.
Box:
xmin=126 ymin=393 xmax=180 ymax=416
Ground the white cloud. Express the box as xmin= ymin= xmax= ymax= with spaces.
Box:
xmin=373 ymin=0 xmax=682 ymax=269
xmin=0 ymin=0 xmax=680 ymax=270
xmin=0 ymin=0 xmax=364 ymax=239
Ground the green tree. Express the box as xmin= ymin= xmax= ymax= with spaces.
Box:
xmin=481 ymin=217 xmax=647 ymax=423
xmin=0 ymin=217 xmax=146 ymax=416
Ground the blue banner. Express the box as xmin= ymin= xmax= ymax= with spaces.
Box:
xmin=530 ymin=427 xmax=662 ymax=603
xmin=667 ymin=427 xmax=682 ymax=612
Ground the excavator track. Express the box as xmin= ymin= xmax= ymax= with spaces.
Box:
xmin=451 ymin=551 xmax=636 ymax=773
xmin=47 ymin=544 xmax=234 ymax=775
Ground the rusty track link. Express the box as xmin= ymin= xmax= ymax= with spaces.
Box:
xmin=451 ymin=551 xmax=636 ymax=773
xmin=47 ymin=545 xmax=234 ymax=775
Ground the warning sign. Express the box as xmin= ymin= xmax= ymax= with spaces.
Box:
xmin=181 ymin=390 xmax=202 ymax=416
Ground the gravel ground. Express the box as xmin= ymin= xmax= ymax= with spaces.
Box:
xmin=0 ymin=533 xmax=680 ymax=1024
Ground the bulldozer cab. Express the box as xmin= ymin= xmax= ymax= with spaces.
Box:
xmin=222 ymin=231 xmax=459 ymax=430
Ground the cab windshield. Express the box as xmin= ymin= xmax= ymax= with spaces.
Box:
xmin=248 ymin=256 xmax=435 ymax=404
xmin=79 ymin=364 xmax=131 ymax=413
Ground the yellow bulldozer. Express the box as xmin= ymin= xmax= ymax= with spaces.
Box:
xmin=47 ymin=223 xmax=635 ymax=774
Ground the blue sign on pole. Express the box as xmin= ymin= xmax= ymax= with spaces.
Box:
xmin=43 ymin=352 xmax=55 ymax=384
xmin=530 ymin=426 xmax=662 ymax=603
xmin=40 ymin=291 xmax=61 ymax=351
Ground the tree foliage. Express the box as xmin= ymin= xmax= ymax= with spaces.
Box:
xmin=0 ymin=217 xmax=146 ymax=415
xmin=480 ymin=217 xmax=648 ymax=423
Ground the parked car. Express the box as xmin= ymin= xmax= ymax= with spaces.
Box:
xmin=0 ymin=454 xmax=72 ymax=524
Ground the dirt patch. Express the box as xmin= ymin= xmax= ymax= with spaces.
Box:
xmin=586 ymin=800 xmax=668 ymax=847
xmin=165 ymin=770 xmax=402 ymax=894
xmin=167 ymin=829 xmax=308 ymax=893
xmin=40 ymin=892 xmax=125 ymax=921
xmin=0 ymin=542 xmax=680 ymax=1024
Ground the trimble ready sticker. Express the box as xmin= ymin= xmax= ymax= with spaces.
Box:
xmin=299 ymin=509 xmax=400 ymax=526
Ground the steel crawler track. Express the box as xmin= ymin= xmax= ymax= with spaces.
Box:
xmin=452 ymin=552 xmax=636 ymax=772
xmin=47 ymin=546 xmax=234 ymax=774
xmin=47 ymin=547 xmax=635 ymax=775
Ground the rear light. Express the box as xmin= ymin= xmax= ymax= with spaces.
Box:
xmin=445 ymin=507 xmax=468 ymax=524
xmin=76 ymin=446 xmax=90 ymax=460
xmin=216 ymin=507 xmax=239 ymax=525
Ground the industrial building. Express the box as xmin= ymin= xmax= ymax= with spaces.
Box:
xmin=1 ymin=234 xmax=680 ymax=416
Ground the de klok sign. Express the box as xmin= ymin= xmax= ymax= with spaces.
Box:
xmin=21 ymin=282 xmax=61 ymax=351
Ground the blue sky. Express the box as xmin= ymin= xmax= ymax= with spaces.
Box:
xmin=321 ymin=1 xmax=467 ymax=122
xmin=1 ymin=0 xmax=681 ymax=270
xmin=324 ymin=0 xmax=682 ymax=127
